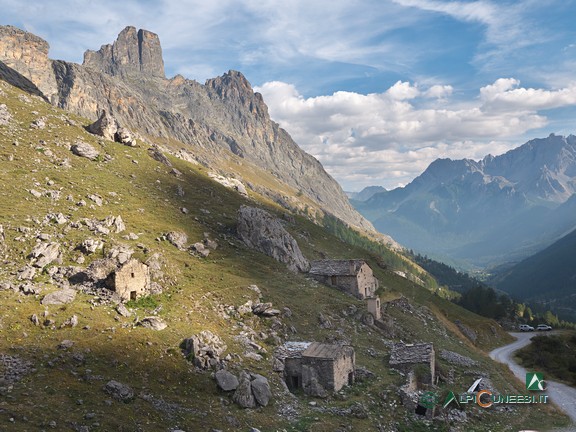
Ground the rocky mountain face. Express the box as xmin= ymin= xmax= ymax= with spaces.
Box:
xmin=0 ymin=25 xmax=373 ymax=233
xmin=355 ymin=134 xmax=576 ymax=268
xmin=83 ymin=26 xmax=165 ymax=78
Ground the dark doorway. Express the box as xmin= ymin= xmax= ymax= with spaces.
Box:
xmin=331 ymin=276 xmax=337 ymax=285
xmin=287 ymin=375 xmax=301 ymax=390
xmin=415 ymin=404 xmax=427 ymax=416
xmin=348 ymin=372 xmax=354 ymax=385
xmin=130 ymin=291 xmax=137 ymax=300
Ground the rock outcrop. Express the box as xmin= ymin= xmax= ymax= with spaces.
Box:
xmin=237 ymin=205 xmax=309 ymax=272
xmin=83 ymin=26 xmax=165 ymax=78
xmin=181 ymin=331 xmax=227 ymax=370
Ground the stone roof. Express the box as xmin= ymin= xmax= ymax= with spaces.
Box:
xmin=309 ymin=260 xmax=367 ymax=276
xmin=389 ymin=343 xmax=434 ymax=366
xmin=302 ymin=342 xmax=353 ymax=359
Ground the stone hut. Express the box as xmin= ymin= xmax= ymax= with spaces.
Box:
xmin=309 ymin=260 xmax=378 ymax=299
xmin=283 ymin=342 xmax=355 ymax=397
xmin=389 ymin=342 xmax=435 ymax=384
xmin=105 ymin=258 xmax=150 ymax=301
xmin=367 ymin=297 xmax=381 ymax=320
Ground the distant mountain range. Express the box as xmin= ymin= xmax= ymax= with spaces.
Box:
xmin=353 ymin=134 xmax=576 ymax=268
xmin=346 ymin=186 xmax=386 ymax=202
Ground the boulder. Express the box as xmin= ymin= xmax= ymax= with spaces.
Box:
xmin=138 ymin=316 xmax=167 ymax=331
xmin=148 ymin=147 xmax=172 ymax=166
xmin=71 ymin=142 xmax=100 ymax=160
xmin=232 ymin=372 xmax=256 ymax=408
xmin=215 ymin=369 xmax=239 ymax=392
xmin=181 ymin=330 xmax=227 ymax=369
xmin=115 ymin=127 xmax=136 ymax=146
xmin=29 ymin=242 xmax=60 ymax=268
xmin=166 ymin=231 xmax=188 ymax=250
xmin=104 ymin=380 xmax=134 ymax=402
xmin=116 ymin=303 xmax=131 ymax=317
xmin=79 ymin=238 xmax=103 ymax=254
xmin=251 ymin=375 xmax=272 ymax=406
xmin=86 ymin=110 xmax=118 ymax=141
xmin=236 ymin=206 xmax=309 ymax=272
xmin=41 ymin=288 xmax=77 ymax=305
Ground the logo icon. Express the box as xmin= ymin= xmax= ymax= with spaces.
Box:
xmin=443 ymin=390 xmax=460 ymax=408
xmin=526 ymin=372 xmax=546 ymax=391
xmin=418 ymin=391 xmax=439 ymax=409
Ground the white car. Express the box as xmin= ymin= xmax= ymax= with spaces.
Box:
xmin=536 ymin=324 xmax=552 ymax=331
xmin=519 ymin=324 xmax=534 ymax=331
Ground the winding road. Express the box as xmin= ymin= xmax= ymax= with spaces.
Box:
xmin=489 ymin=331 xmax=576 ymax=427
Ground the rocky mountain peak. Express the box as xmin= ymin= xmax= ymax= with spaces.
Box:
xmin=83 ymin=26 xmax=165 ymax=78
xmin=206 ymin=70 xmax=268 ymax=117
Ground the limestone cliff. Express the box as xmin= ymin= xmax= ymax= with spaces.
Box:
xmin=0 ymin=25 xmax=375 ymax=233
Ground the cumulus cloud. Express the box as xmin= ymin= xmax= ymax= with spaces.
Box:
xmin=256 ymin=78 xmax=575 ymax=190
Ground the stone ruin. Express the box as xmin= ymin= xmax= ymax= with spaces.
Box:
xmin=105 ymin=258 xmax=150 ymax=302
xmin=389 ymin=342 xmax=435 ymax=385
xmin=276 ymin=341 xmax=355 ymax=397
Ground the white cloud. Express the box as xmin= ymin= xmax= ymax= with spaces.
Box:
xmin=256 ymin=78 xmax=576 ymax=190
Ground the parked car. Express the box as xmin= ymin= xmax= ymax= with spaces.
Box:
xmin=536 ymin=324 xmax=552 ymax=331
xmin=519 ymin=324 xmax=534 ymax=331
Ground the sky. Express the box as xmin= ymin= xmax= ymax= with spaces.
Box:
xmin=3 ymin=0 xmax=576 ymax=191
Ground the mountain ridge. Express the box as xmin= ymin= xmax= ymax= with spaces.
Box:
xmin=0 ymin=25 xmax=376 ymax=236
xmin=355 ymin=133 xmax=576 ymax=267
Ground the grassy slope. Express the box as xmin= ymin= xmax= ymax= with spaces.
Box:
xmin=0 ymin=80 xmax=569 ymax=432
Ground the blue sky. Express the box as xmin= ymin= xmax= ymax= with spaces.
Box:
xmin=3 ymin=0 xmax=576 ymax=190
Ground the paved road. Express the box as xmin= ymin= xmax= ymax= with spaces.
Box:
xmin=489 ymin=331 xmax=576 ymax=427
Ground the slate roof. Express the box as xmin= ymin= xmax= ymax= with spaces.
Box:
xmin=309 ymin=259 xmax=367 ymax=276
xmin=389 ymin=343 xmax=434 ymax=365
xmin=302 ymin=342 xmax=352 ymax=359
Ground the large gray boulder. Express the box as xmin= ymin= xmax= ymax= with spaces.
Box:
xmin=251 ymin=375 xmax=272 ymax=406
xmin=232 ymin=372 xmax=256 ymax=408
xmin=41 ymin=288 xmax=77 ymax=305
xmin=215 ymin=369 xmax=239 ymax=392
xmin=86 ymin=110 xmax=117 ymax=141
xmin=71 ymin=141 xmax=100 ymax=160
xmin=236 ymin=206 xmax=309 ymax=272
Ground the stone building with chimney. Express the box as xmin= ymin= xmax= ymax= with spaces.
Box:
xmin=105 ymin=258 xmax=150 ymax=301
xmin=282 ymin=342 xmax=355 ymax=397
xmin=309 ymin=260 xmax=378 ymax=299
